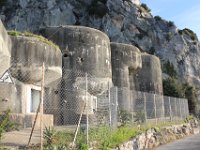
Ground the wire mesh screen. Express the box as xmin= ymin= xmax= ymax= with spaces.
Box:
xmin=0 ymin=61 xmax=190 ymax=149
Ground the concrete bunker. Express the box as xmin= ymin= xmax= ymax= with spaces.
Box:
xmin=111 ymin=42 xmax=142 ymax=111
xmin=134 ymin=53 xmax=164 ymax=118
xmin=0 ymin=32 xmax=62 ymax=128
xmin=42 ymin=26 xmax=112 ymax=124
xmin=0 ymin=20 xmax=11 ymax=76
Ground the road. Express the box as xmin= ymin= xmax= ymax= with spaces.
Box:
xmin=156 ymin=134 xmax=200 ymax=150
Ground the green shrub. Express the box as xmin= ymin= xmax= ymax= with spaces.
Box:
xmin=166 ymin=32 xmax=173 ymax=41
xmin=154 ymin=15 xmax=162 ymax=21
xmin=0 ymin=109 xmax=17 ymax=140
xmin=168 ymin=21 xmax=174 ymax=27
xmin=134 ymin=110 xmax=146 ymax=124
xmin=140 ymin=3 xmax=151 ymax=12
xmin=184 ymin=84 xmax=197 ymax=115
xmin=119 ymin=110 xmax=132 ymax=126
xmin=162 ymin=61 xmax=177 ymax=78
xmin=178 ymin=28 xmax=197 ymax=41
xmin=163 ymin=77 xmax=185 ymax=98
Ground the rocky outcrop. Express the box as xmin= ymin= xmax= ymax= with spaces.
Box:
xmin=0 ymin=20 xmax=11 ymax=76
xmin=112 ymin=120 xmax=199 ymax=150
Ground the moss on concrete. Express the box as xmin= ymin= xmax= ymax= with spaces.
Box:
xmin=7 ymin=30 xmax=59 ymax=50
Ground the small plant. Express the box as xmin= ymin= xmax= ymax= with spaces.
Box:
xmin=178 ymin=28 xmax=197 ymax=41
xmin=166 ymin=32 xmax=173 ymax=42
xmin=78 ymin=143 xmax=88 ymax=150
xmin=154 ymin=15 xmax=162 ymax=21
xmin=140 ymin=3 xmax=151 ymax=12
xmin=162 ymin=61 xmax=177 ymax=78
xmin=44 ymin=126 xmax=56 ymax=149
xmin=168 ymin=21 xmax=174 ymax=27
xmin=0 ymin=109 xmax=17 ymax=140
xmin=119 ymin=110 xmax=131 ymax=126
xmin=134 ymin=110 xmax=146 ymax=124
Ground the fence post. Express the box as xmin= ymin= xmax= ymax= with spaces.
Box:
xmin=143 ymin=93 xmax=147 ymax=123
xmin=168 ymin=97 xmax=172 ymax=122
xmin=184 ymin=99 xmax=186 ymax=118
xmin=85 ymin=73 xmax=89 ymax=145
xmin=116 ymin=87 xmax=118 ymax=126
xmin=174 ymin=98 xmax=177 ymax=122
xmin=179 ymin=99 xmax=182 ymax=119
xmin=153 ymin=94 xmax=157 ymax=125
xmin=108 ymin=82 xmax=112 ymax=127
xmin=40 ymin=62 xmax=45 ymax=150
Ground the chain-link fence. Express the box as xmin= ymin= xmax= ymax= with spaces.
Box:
xmin=0 ymin=62 xmax=190 ymax=149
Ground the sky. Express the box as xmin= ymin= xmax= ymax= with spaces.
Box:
xmin=140 ymin=0 xmax=200 ymax=39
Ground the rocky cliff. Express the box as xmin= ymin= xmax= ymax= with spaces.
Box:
xmin=1 ymin=0 xmax=200 ymax=114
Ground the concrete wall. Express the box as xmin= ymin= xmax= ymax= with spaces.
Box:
xmin=111 ymin=42 xmax=142 ymax=111
xmin=9 ymin=36 xmax=62 ymax=87
xmin=0 ymin=83 xmax=17 ymax=112
xmin=41 ymin=26 xmax=112 ymax=124
xmin=134 ymin=53 xmax=163 ymax=94
xmin=0 ymin=20 xmax=11 ymax=76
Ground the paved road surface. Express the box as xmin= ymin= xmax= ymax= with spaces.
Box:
xmin=156 ymin=134 xmax=200 ymax=150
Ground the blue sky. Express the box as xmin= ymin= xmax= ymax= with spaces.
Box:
xmin=141 ymin=0 xmax=200 ymax=39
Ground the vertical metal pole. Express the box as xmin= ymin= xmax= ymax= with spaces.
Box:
xmin=108 ymin=82 xmax=112 ymax=127
xmin=169 ymin=97 xmax=172 ymax=122
xmin=179 ymin=99 xmax=182 ymax=119
xmin=116 ymin=87 xmax=118 ymax=126
xmin=143 ymin=93 xmax=147 ymax=123
xmin=40 ymin=62 xmax=45 ymax=150
xmin=183 ymin=99 xmax=186 ymax=119
xmin=85 ymin=73 xmax=88 ymax=145
xmin=174 ymin=98 xmax=177 ymax=121
xmin=153 ymin=94 xmax=157 ymax=125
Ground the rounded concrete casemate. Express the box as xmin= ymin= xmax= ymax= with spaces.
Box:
xmin=9 ymin=35 xmax=62 ymax=86
xmin=42 ymin=26 xmax=112 ymax=94
xmin=134 ymin=53 xmax=163 ymax=94
xmin=42 ymin=26 xmax=112 ymax=124
xmin=111 ymin=42 xmax=142 ymax=111
xmin=0 ymin=20 xmax=11 ymax=76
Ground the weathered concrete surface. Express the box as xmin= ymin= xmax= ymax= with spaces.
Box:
xmin=42 ymin=26 xmax=112 ymax=124
xmin=135 ymin=53 xmax=163 ymax=94
xmin=0 ymin=20 xmax=11 ymax=76
xmin=42 ymin=26 xmax=112 ymax=92
xmin=156 ymin=134 xmax=200 ymax=150
xmin=9 ymin=36 xmax=62 ymax=87
xmin=0 ymin=83 xmax=16 ymax=112
xmin=111 ymin=42 xmax=142 ymax=111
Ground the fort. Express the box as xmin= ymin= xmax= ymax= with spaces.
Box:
xmin=0 ymin=20 xmax=165 ymax=127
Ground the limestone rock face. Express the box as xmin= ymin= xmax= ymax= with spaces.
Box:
xmin=9 ymin=36 xmax=62 ymax=86
xmin=0 ymin=20 xmax=11 ymax=76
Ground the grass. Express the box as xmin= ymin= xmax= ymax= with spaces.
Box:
xmin=7 ymin=30 xmax=59 ymax=50
xmin=86 ymin=120 xmax=188 ymax=149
